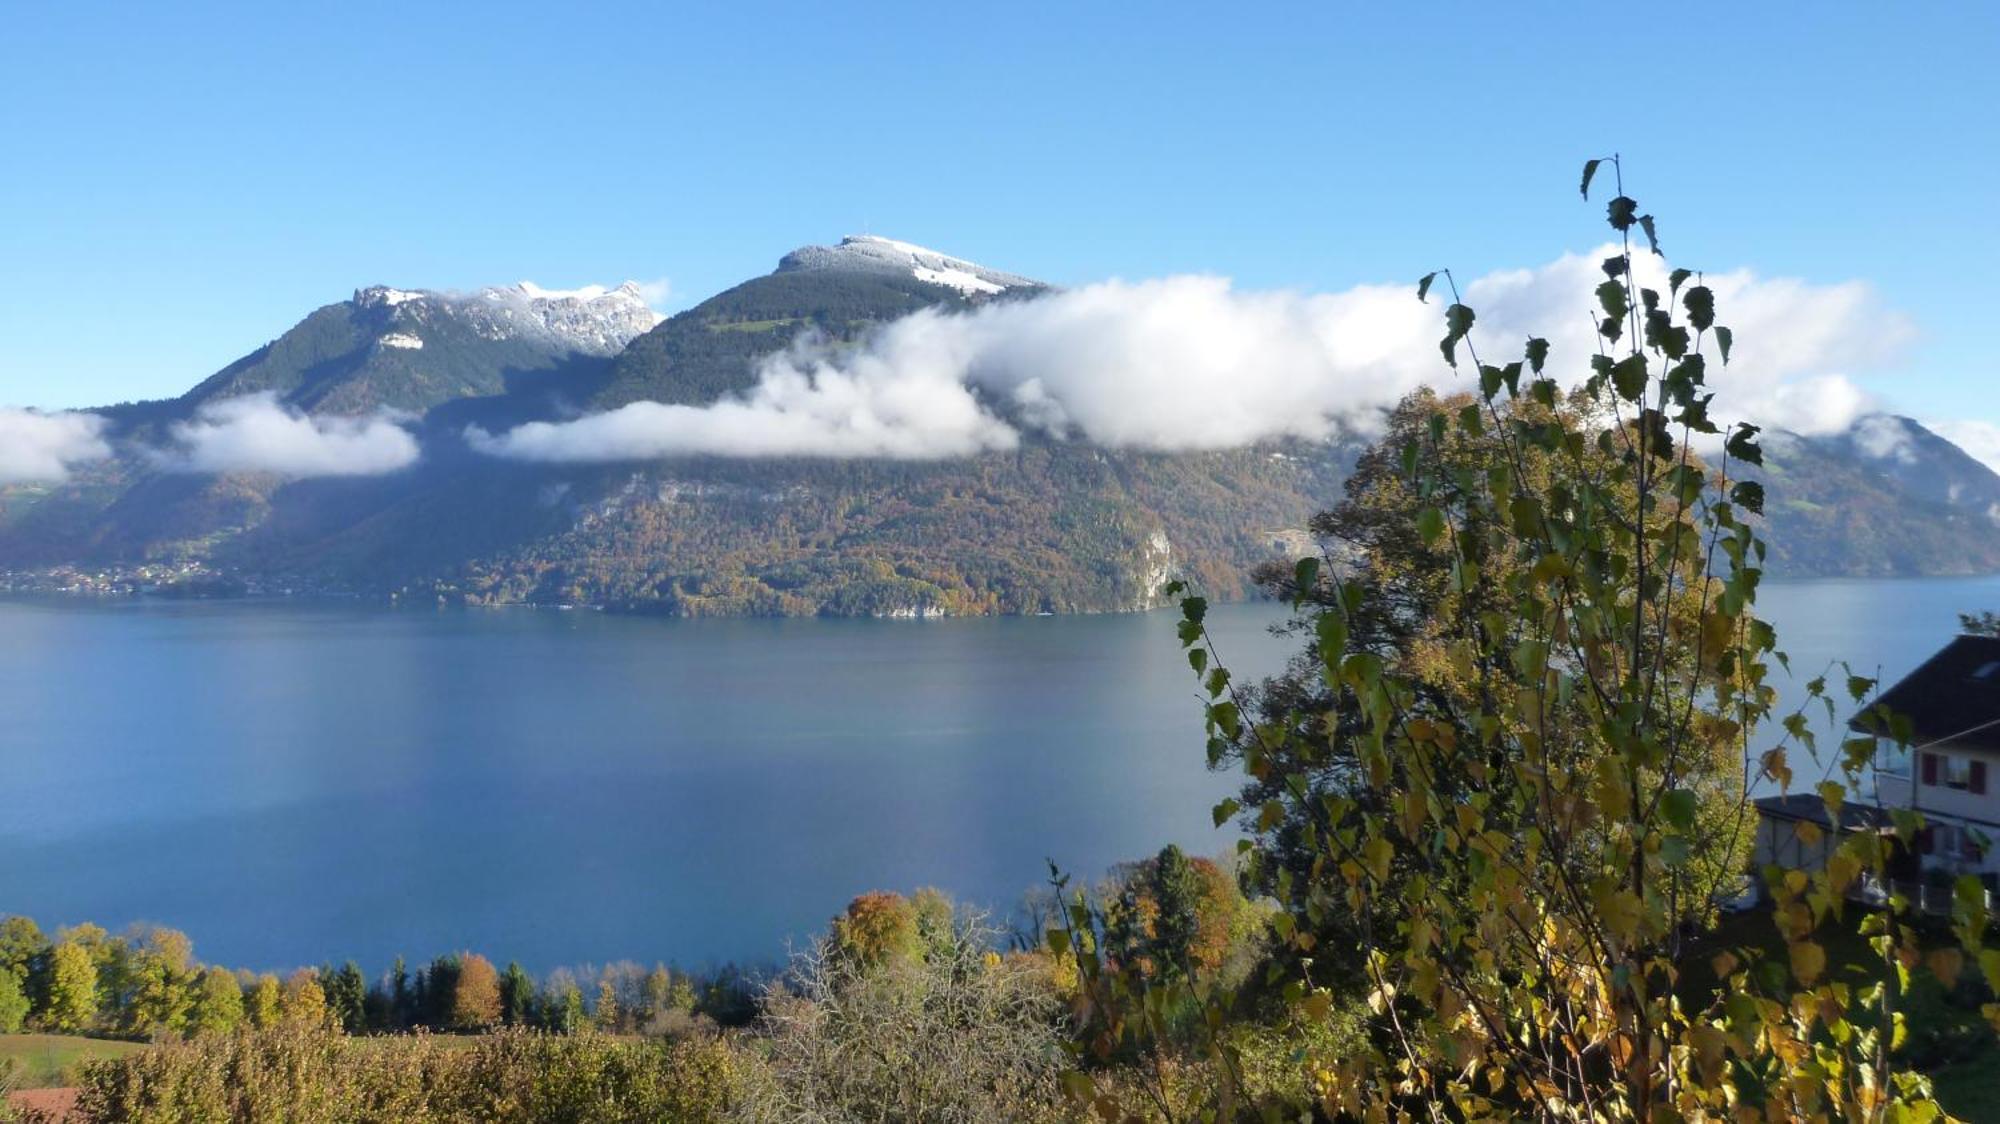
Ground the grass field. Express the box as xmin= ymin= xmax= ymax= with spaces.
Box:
xmin=0 ymin=1034 xmax=146 ymax=1089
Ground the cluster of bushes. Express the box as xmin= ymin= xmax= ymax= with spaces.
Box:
xmin=0 ymin=915 xmax=749 ymax=1043
xmin=0 ymin=865 xmax=1279 ymax=1123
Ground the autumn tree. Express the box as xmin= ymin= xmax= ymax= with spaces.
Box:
xmin=1059 ymin=161 xmax=1992 ymax=1121
xmin=0 ymin=967 xmax=28 ymax=1034
xmin=282 ymin=968 xmax=329 ymax=1028
xmin=247 ymin=973 xmax=283 ymax=1028
xmin=452 ymin=953 xmax=502 ymax=1030
xmin=189 ymin=966 xmax=244 ymax=1036
xmin=43 ymin=940 xmax=99 ymax=1034
xmin=829 ymin=891 xmax=923 ymax=969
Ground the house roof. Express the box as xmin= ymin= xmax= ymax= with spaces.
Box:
xmin=1753 ymin=792 xmax=1892 ymax=832
xmin=1849 ymin=634 xmax=2000 ymax=751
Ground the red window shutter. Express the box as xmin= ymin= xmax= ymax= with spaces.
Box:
xmin=1974 ymin=760 xmax=1989 ymax=796
xmin=1923 ymin=753 xmax=1940 ymax=785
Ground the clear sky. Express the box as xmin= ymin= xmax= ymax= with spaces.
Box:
xmin=2 ymin=2 xmax=1993 ymax=425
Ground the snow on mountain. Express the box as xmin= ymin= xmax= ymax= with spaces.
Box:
xmin=776 ymin=234 xmax=1042 ymax=296
xmin=353 ymin=280 xmax=662 ymax=356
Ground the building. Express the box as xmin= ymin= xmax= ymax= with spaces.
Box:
xmin=1861 ymin=634 xmax=2000 ymax=880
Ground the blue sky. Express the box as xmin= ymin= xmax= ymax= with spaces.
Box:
xmin=2 ymin=2 xmax=1993 ymax=426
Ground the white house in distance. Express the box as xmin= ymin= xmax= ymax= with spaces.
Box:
xmin=1865 ymin=634 xmax=2000 ymax=880
xmin=1752 ymin=634 xmax=2000 ymax=895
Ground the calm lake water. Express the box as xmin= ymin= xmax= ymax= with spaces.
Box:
xmin=5 ymin=574 xmax=2000 ymax=972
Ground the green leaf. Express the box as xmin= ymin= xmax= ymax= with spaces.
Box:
xmin=1316 ymin=612 xmax=1348 ymax=664
xmin=1726 ymin=422 xmax=1763 ymax=466
xmin=1715 ymin=325 xmax=1734 ymax=364
xmin=1187 ymin=647 xmax=1207 ymax=675
xmin=1212 ymin=797 xmax=1241 ymax=829
xmin=1610 ymin=354 xmax=1648 ymax=402
xmin=1417 ymin=506 xmax=1446 ymax=546
xmin=1731 ymin=480 xmax=1765 ymax=515
xmin=1417 ymin=271 xmax=1438 ymax=304
xmin=1661 ymin=835 xmax=1692 ymax=868
xmin=1661 ymin=788 xmax=1699 ymax=831
xmin=1293 ymin=555 xmax=1320 ymax=593
xmin=1182 ymin=596 xmax=1208 ymax=626
xmin=1669 ymin=268 xmax=1692 ymax=295
xmin=1580 ymin=158 xmax=1603 ymax=199
xmin=1683 ymin=285 xmax=1715 ymax=331
xmin=1595 ymin=280 xmax=1628 ymax=321
xmin=1439 ymin=303 xmax=1476 ymax=367
xmin=1607 ymin=195 xmax=1639 ymax=232
xmin=1637 ymin=213 xmax=1660 ymax=254
xmin=1525 ymin=337 xmax=1550 ymax=374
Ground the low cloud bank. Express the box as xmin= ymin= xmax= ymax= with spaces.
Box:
xmin=0 ymin=407 xmax=111 ymax=483
xmin=461 ymin=246 xmax=1913 ymax=464
xmin=155 ymin=393 xmax=420 ymax=477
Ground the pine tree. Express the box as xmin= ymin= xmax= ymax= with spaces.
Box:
xmin=499 ymin=961 xmax=535 ymax=1027
xmin=389 ymin=956 xmax=412 ymax=1030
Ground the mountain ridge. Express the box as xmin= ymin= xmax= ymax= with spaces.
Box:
xmin=4 ymin=239 xmax=2000 ymax=612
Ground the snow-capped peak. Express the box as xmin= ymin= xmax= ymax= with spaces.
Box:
xmin=352 ymin=280 xmax=662 ymax=356
xmin=777 ymin=235 xmax=1042 ymax=296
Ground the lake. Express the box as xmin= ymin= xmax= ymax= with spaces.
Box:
xmin=5 ymin=573 xmax=2000 ymax=973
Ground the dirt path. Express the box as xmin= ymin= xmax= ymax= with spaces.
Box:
xmin=6 ymin=1086 xmax=78 ymax=1121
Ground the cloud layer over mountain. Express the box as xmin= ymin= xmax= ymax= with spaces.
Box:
xmin=469 ymin=246 xmax=1913 ymax=463
xmin=154 ymin=393 xmax=421 ymax=477
xmin=0 ymin=407 xmax=112 ymax=483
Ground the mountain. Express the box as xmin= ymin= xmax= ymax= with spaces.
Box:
xmin=0 ymin=240 xmax=1345 ymax=613
xmin=1749 ymin=416 xmax=2000 ymax=576
xmin=592 ymin=235 xmax=1044 ymax=410
xmin=174 ymin=282 xmax=661 ymax=418
xmin=5 ymin=239 xmax=2000 ymax=613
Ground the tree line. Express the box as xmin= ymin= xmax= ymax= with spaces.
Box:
xmin=0 ymin=914 xmax=754 ymax=1043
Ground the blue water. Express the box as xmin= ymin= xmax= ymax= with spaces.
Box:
xmin=3 ymin=574 xmax=1998 ymax=973
xmin=0 ymin=598 xmax=1291 ymax=972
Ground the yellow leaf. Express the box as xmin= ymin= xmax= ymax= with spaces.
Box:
xmin=1790 ymin=941 xmax=1827 ymax=986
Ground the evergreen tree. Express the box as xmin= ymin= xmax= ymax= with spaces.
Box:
xmin=388 ymin=956 xmax=412 ymax=1030
xmin=1147 ymin=844 xmax=1203 ymax=980
xmin=499 ymin=961 xmax=535 ymax=1027
xmin=323 ymin=961 xmax=366 ymax=1033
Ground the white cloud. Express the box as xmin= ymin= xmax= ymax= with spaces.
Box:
xmin=632 ymin=278 xmax=673 ymax=310
xmin=1928 ymin=419 xmax=2000 ymax=476
xmin=0 ymin=407 xmax=111 ymax=484
xmin=155 ymin=393 xmax=420 ymax=477
xmin=468 ymin=247 xmax=1919 ymax=463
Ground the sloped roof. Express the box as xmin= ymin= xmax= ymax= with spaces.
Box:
xmin=1754 ymin=793 xmax=1892 ymax=832
xmin=1851 ymin=635 xmax=2000 ymax=750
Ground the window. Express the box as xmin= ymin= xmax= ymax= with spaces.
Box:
xmin=1924 ymin=752 xmax=1990 ymax=794
xmin=1947 ymin=755 xmax=1974 ymax=791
